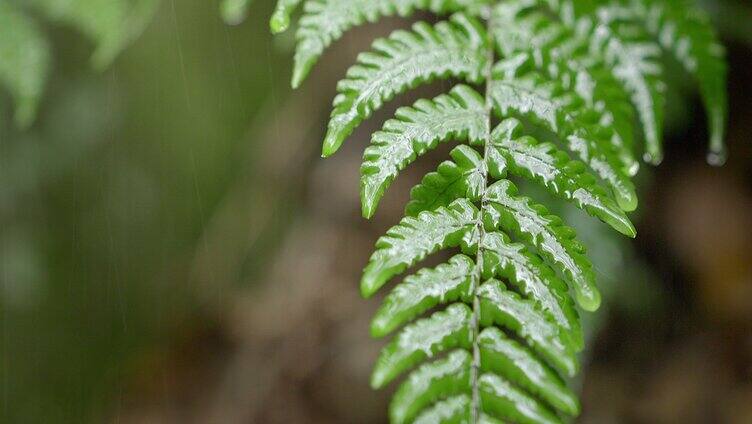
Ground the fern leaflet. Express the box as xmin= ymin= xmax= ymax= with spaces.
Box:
xmin=597 ymin=0 xmax=729 ymax=163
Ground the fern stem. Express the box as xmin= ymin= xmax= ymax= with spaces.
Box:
xmin=470 ymin=7 xmax=497 ymax=422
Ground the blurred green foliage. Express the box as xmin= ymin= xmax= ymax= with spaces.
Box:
xmin=0 ymin=0 xmax=159 ymax=127
xmin=1 ymin=1 xmax=289 ymax=422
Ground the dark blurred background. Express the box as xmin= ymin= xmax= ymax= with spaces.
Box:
xmin=0 ymin=1 xmax=750 ymax=423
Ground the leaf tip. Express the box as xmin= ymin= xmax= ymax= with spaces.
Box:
xmin=562 ymin=393 xmax=581 ymax=417
xmin=576 ymin=288 xmax=601 ymax=313
xmin=603 ymin=204 xmax=637 ymax=237
xmin=269 ymin=12 xmax=290 ymax=34
xmin=360 ymin=274 xmax=379 ymax=299
xmin=361 ymin=184 xmax=381 ymax=219
xmin=620 ymin=219 xmax=637 ymax=239
xmin=290 ymin=64 xmax=307 ymax=89
xmin=322 ymin=130 xmax=344 ymax=157
xmin=370 ymin=369 xmax=387 ymax=390
xmin=362 ymin=202 xmax=376 ymax=219
xmin=369 ymin=319 xmax=388 ymax=338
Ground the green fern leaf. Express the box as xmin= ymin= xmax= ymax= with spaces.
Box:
xmin=0 ymin=2 xmax=50 ymax=128
xmin=491 ymin=2 xmax=639 ymax=175
xmin=413 ymin=395 xmax=472 ymax=424
xmin=322 ymin=14 xmax=488 ymax=157
xmin=478 ymin=373 xmax=561 ymax=424
xmin=362 ymin=85 xmax=487 ymax=219
xmin=485 ymin=180 xmax=599 ymax=311
xmin=390 ymin=349 xmax=472 ymax=424
xmin=268 ymin=2 xmax=728 ymax=422
xmin=413 ymin=380 xmax=561 ymax=424
xmin=488 ymin=61 xmax=638 ymax=212
xmin=366 ymin=67 xmax=640 ymax=218
xmin=371 ymin=303 xmax=472 ymax=388
xmin=281 ymin=0 xmax=490 ymax=87
xmin=412 ymin=395 xmax=506 ymax=424
xmin=651 ymin=1 xmax=728 ymax=162
xmin=479 ymin=327 xmax=579 ymax=415
xmin=361 ymin=199 xmax=479 ymax=298
xmin=481 ymin=232 xmax=582 ymax=349
xmin=601 ymin=0 xmax=728 ymax=162
xmin=405 ymin=145 xmax=486 ymax=217
xmin=371 ymin=254 xmax=474 ymax=337
xmin=539 ymin=0 xmax=671 ymax=163
xmin=586 ymin=14 xmax=667 ymax=164
xmin=489 ymin=119 xmax=636 ymax=237
xmin=404 ymin=119 xmax=636 ymax=241
xmin=478 ymin=279 xmax=578 ymax=376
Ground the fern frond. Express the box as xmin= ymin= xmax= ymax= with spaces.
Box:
xmin=267 ymin=1 xmax=729 ymax=422
xmin=478 ymin=372 xmax=561 ymax=424
xmin=413 ymin=395 xmax=471 ymax=424
xmin=485 ymin=180 xmax=599 ymax=311
xmin=488 ymin=62 xmax=638 ymax=211
xmin=376 ymin=277 xmax=579 ymax=420
xmin=479 ymin=327 xmax=579 ymax=415
xmin=361 ymin=199 xmax=479 ymax=297
xmin=389 ymin=349 xmax=472 ymax=423
xmin=394 ymin=350 xmax=567 ymax=424
xmin=405 ymin=145 xmax=486 ymax=217
xmin=478 ymin=279 xmax=578 ymax=376
xmin=372 ymin=303 xmax=473 ymax=388
xmin=481 ymin=231 xmax=582 ymax=348
xmin=362 ymin=85 xmax=487 ymax=219
xmin=491 ymin=1 xmax=639 ymax=175
xmin=412 ymin=395 xmax=505 ymax=424
xmin=322 ymin=14 xmax=488 ymax=157
xmin=548 ymin=0 xmax=730 ymax=164
xmin=489 ymin=119 xmax=636 ymax=237
xmin=588 ymin=18 xmax=664 ymax=165
xmin=371 ymin=254 xmax=474 ymax=337
xmin=279 ymin=0 xmax=491 ymax=87
xmin=366 ymin=67 xmax=640 ymax=218
xmin=599 ymin=0 xmax=728 ymax=162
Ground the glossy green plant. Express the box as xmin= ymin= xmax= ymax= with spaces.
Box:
xmin=267 ymin=0 xmax=727 ymax=422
